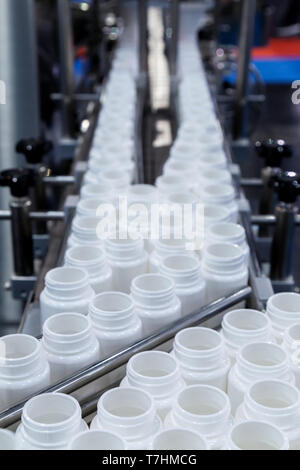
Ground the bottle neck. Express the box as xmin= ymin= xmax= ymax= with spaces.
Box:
xmin=172 ymin=386 xmax=231 ymax=438
xmin=202 ymin=243 xmax=246 ymax=275
xmin=243 ymin=381 xmax=300 ymax=432
xmin=42 ymin=313 xmax=95 ymax=356
xmin=159 ymin=257 xmax=202 ymax=288
xmin=97 ymin=388 xmax=156 ymax=441
xmin=89 ymin=292 xmax=136 ymax=330
xmin=131 ymin=275 xmax=176 ymax=309
xmin=105 ymin=237 xmax=145 ymax=261
xmin=65 ymin=247 xmax=109 ymax=280
xmin=0 ymin=335 xmax=43 ymax=379
xmin=21 ymin=394 xmax=82 ymax=448
xmin=44 ymin=267 xmax=91 ymax=301
xmin=126 ymin=352 xmax=181 ymax=399
xmin=236 ymin=343 xmax=289 ymax=383
xmin=222 ymin=310 xmax=271 ymax=351
xmin=173 ymin=328 xmax=226 ymax=371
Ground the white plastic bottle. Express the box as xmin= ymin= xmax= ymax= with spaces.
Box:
xmin=202 ymin=242 xmax=248 ymax=305
xmin=203 ymin=204 xmax=232 ymax=228
xmin=283 ymin=322 xmax=300 ymax=388
xmin=155 ymin=175 xmax=192 ymax=198
xmin=227 ymin=341 xmax=295 ymax=414
xmin=197 ymin=184 xmax=238 ymax=223
xmin=172 ymin=327 xmax=230 ymax=391
xmin=266 ymin=292 xmax=300 ymax=343
xmin=15 ymin=393 xmax=88 ymax=450
xmin=80 ymin=182 xmax=113 ymax=200
xmin=95 ymin=169 xmax=130 ymax=193
xmin=206 ymin=222 xmax=249 ymax=264
xmin=0 ymin=334 xmax=50 ymax=412
xmin=196 ymin=167 xmax=232 ymax=189
xmin=131 ymin=273 xmax=182 ymax=336
xmin=42 ymin=312 xmax=101 ymax=384
xmin=120 ymin=351 xmax=185 ymax=420
xmin=159 ymin=254 xmax=205 ymax=316
xmin=68 ymin=216 xmax=104 ymax=248
xmin=236 ymin=379 xmax=300 ymax=450
xmin=151 ymin=428 xmax=208 ymax=450
xmin=69 ymin=430 xmax=126 ymax=450
xmin=225 ymin=421 xmax=289 ymax=450
xmin=40 ymin=267 xmax=95 ymax=324
xmin=90 ymin=387 xmax=161 ymax=450
xmin=164 ymin=384 xmax=232 ymax=450
xmin=76 ymin=198 xmax=110 ymax=217
xmin=0 ymin=429 xmax=15 ymax=450
xmin=149 ymin=238 xmax=190 ymax=273
xmin=105 ymin=236 xmax=148 ymax=294
xmin=88 ymin=292 xmax=143 ymax=356
xmin=65 ymin=245 xmax=112 ymax=294
xmin=127 ymin=184 xmax=159 ymax=253
xmin=221 ymin=309 xmax=273 ymax=364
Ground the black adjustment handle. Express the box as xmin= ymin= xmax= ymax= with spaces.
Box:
xmin=0 ymin=169 xmax=35 ymax=198
xmin=16 ymin=138 xmax=53 ymax=165
xmin=255 ymin=138 xmax=292 ymax=167
xmin=270 ymin=170 xmax=300 ymax=204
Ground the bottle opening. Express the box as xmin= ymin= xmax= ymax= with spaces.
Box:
xmin=101 ymin=388 xmax=152 ymax=418
xmin=25 ymin=394 xmax=79 ymax=427
xmin=47 ymin=267 xmax=87 ymax=285
xmin=178 ymin=385 xmax=227 ymax=416
xmin=269 ymin=293 xmax=300 ymax=313
xmin=152 ymin=429 xmax=207 ymax=450
xmin=133 ymin=274 xmax=173 ymax=293
xmin=92 ymin=292 xmax=132 ymax=313
xmin=130 ymin=351 xmax=177 ymax=378
xmin=0 ymin=334 xmax=38 ymax=361
xmin=176 ymin=327 xmax=221 ymax=352
xmin=163 ymin=255 xmax=198 ymax=271
xmin=224 ymin=310 xmax=268 ymax=331
xmin=241 ymin=343 xmax=287 ymax=367
xmin=70 ymin=430 xmax=125 ymax=450
xmin=230 ymin=421 xmax=286 ymax=450
xmin=45 ymin=313 xmax=89 ymax=337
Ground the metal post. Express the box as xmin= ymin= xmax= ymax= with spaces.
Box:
xmin=10 ymin=198 xmax=34 ymax=277
xmin=138 ymin=0 xmax=148 ymax=75
xmin=0 ymin=0 xmax=40 ymax=323
xmin=233 ymin=0 xmax=256 ymax=139
xmin=270 ymin=203 xmax=298 ymax=281
xmin=169 ymin=0 xmax=179 ymax=77
xmin=57 ymin=0 xmax=76 ymax=138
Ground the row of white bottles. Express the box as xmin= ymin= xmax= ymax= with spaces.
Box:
xmin=3 ymin=307 xmax=300 ymax=450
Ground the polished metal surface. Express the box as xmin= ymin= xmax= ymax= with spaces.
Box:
xmin=10 ymin=198 xmax=33 ymax=277
xmin=0 ymin=286 xmax=251 ymax=429
xmin=0 ymin=0 xmax=40 ymax=329
xmin=233 ymin=0 xmax=257 ymax=139
xmin=169 ymin=0 xmax=179 ymax=77
xmin=138 ymin=0 xmax=148 ymax=75
xmin=57 ymin=0 xmax=76 ymax=138
xmin=270 ymin=203 xmax=298 ymax=281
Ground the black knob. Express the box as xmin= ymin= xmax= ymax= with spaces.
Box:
xmin=270 ymin=170 xmax=300 ymax=204
xmin=255 ymin=138 xmax=292 ymax=167
xmin=0 ymin=169 xmax=35 ymax=198
xmin=16 ymin=138 xmax=53 ymax=165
